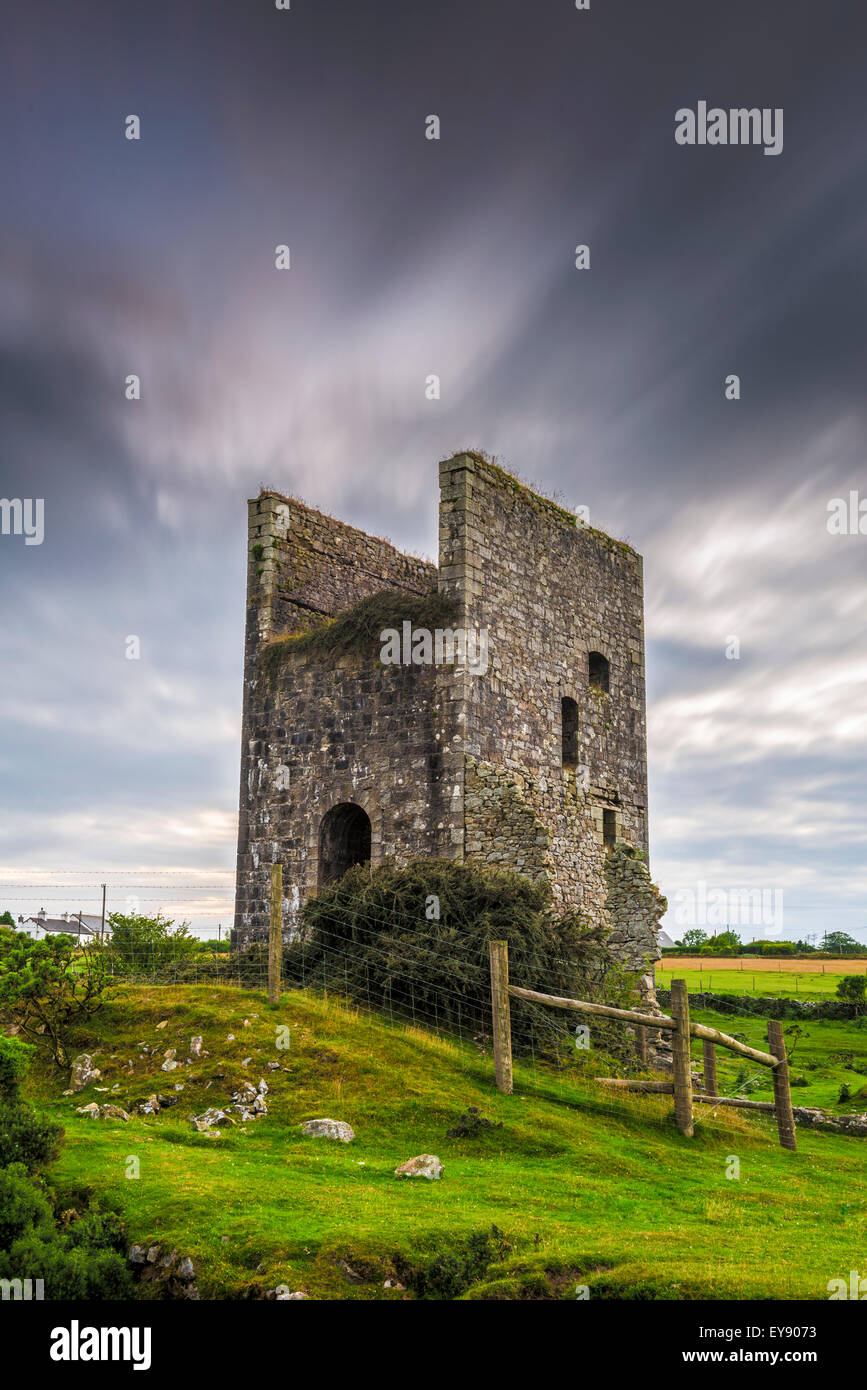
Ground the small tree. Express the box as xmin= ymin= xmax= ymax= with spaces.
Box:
xmin=0 ymin=927 xmax=108 ymax=1067
xmin=0 ymin=911 xmax=14 ymax=928
xmin=836 ymin=976 xmax=867 ymax=1016
xmin=824 ymin=932 xmax=861 ymax=955
xmin=106 ymin=912 xmax=197 ymax=975
xmin=677 ymin=928 xmax=708 ymax=950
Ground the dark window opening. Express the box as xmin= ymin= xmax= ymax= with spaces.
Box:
xmin=561 ymin=697 xmax=579 ymax=768
xmin=603 ymin=808 xmax=617 ymax=849
xmin=318 ymin=802 xmax=372 ymax=887
xmin=589 ymin=651 xmax=610 ymax=692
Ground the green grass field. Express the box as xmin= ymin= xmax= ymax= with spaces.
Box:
xmin=656 ymin=967 xmax=852 ymax=1000
xmin=688 ymin=1006 xmax=867 ymax=1112
xmin=22 ymin=983 xmax=867 ymax=1300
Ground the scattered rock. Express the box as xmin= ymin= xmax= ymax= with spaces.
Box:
xmin=155 ymin=1021 xmax=168 ymax=1030
xmin=230 ymin=1080 xmax=269 ymax=1121
xmin=102 ymin=1104 xmax=130 ymax=1121
xmin=226 ymin=1034 xmax=235 ymax=1042
xmin=301 ymin=1118 xmax=355 ymax=1143
xmin=394 ymin=1154 xmax=443 ymax=1180
xmin=190 ymin=1107 xmax=234 ymax=1132
xmin=189 ymin=1036 xmax=204 ymax=1057
xmin=136 ymin=1095 xmax=161 ymax=1116
xmin=69 ymin=1054 xmax=101 ymax=1092
xmin=383 ymin=1279 xmax=405 ymax=1291
xmin=128 ymin=1246 xmax=199 ymax=1299
xmin=161 ymin=1059 xmax=178 ymax=1072
xmin=76 ymin=1101 xmax=129 ymax=1122
xmin=274 ymin=1290 xmax=308 ymax=1300
xmin=793 ymin=1107 xmax=867 ymax=1138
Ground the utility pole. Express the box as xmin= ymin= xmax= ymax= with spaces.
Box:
xmin=100 ymin=884 xmax=106 ymax=941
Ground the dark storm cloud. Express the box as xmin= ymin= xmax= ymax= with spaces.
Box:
xmin=1 ymin=0 xmax=865 ymax=937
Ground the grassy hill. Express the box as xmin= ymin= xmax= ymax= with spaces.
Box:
xmin=23 ymin=983 xmax=867 ymax=1300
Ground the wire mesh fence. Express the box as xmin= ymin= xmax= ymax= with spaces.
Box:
xmin=4 ymin=871 xmax=833 ymax=1134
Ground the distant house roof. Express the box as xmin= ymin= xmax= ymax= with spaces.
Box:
xmin=658 ymin=929 xmax=675 ymax=948
xmin=23 ymin=914 xmax=103 ymax=937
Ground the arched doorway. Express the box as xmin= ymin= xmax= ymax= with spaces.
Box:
xmin=318 ymin=802 xmax=372 ymax=887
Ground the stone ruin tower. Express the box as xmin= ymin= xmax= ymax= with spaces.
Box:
xmin=233 ymin=451 xmax=665 ymax=998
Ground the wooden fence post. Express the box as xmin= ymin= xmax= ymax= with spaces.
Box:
xmin=489 ymin=940 xmax=513 ymax=1095
xmin=702 ymin=1040 xmax=718 ymax=1098
xmin=767 ymin=1019 xmax=797 ymax=1152
xmin=670 ymin=979 xmax=694 ymax=1137
xmin=268 ymin=863 xmax=283 ymax=1007
xmin=635 ymin=1025 xmax=647 ymax=1065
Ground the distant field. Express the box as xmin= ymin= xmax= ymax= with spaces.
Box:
xmin=656 ymin=962 xmax=863 ymax=1001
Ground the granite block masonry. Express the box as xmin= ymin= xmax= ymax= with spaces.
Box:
xmin=233 ymin=452 xmax=665 ymax=998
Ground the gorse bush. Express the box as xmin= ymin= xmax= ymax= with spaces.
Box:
xmin=0 ymin=1036 xmax=132 ymax=1298
xmin=0 ymin=1032 xmax=63 ymax=1172
xmin=287 ymin=859 xmax=641 ymax=1059
xmin=0 ymin=1103 xmax=62 ymax=1173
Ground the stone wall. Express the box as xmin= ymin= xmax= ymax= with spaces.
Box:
xmin=438 ymin=453 xmax=654 ymax=972
xmin=604 ymin=843 xmax=668 ymax=1004
xmin=235 ymin=493 xmax=447 ymax=944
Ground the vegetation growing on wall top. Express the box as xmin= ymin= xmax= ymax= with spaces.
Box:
xmin=263 ymin=587 xmax=459 ymax=673
xmin=444 ymin=450 xmax=636 ymax=556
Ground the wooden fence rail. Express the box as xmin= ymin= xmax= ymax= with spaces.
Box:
xmin=490 ymin=944 xmax=796 ymax=1152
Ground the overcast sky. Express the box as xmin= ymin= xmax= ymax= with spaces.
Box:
xmin=1 ymin=0 xmax=865 ymax=941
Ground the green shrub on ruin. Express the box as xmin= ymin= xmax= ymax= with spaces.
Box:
xmin=287 ymin=858 xmax=640 ymax=1059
